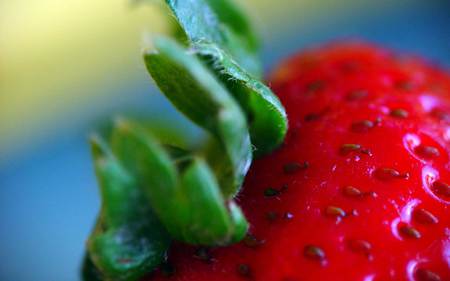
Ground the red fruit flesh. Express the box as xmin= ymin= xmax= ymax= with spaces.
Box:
xmin=147 ymin=43 xmax=450 ymax=281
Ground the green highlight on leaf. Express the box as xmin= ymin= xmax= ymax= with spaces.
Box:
xmin=165 ymin=0 xmax=261 ymax=77
xmin=203 ymin=0 xmax=259 ymax=51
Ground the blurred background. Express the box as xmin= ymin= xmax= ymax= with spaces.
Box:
xmin=0 ymin=0 xmax=449 ymax=280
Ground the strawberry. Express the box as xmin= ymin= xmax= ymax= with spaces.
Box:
xmin=82 ymin=1 xmax=450 ymax=280
xmin=145 ymin=43 xmax=450 ymax=281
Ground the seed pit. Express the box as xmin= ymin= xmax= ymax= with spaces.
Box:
xmin=414 ymin=268 xmax=441 ymax=281
xmin=343 ymin=186 xmax=363 ymax=197
xmin=390 ymin=108 xmax=409 ymax=118
xmin=305 ymin=113 xmax=321 ymax=122
xmin=347 ymin=239 xmax=372 ymax=259
xmin=325 ymin=206 xmax=346 ymax=220
xmin=340 ymin=144 xmax=361 ymax=154
xmin=237 ymin=264 xmax=252 ymax=278
xmin=243 ymin=234 xmax=265 ymax=248
xmin=374 ymin=168 xmax=409 ymax=181
xmin=395 ymin=80 xmax=414 ymax=91
xmin=414 ymin=145 xmax=440 ymax=159
xmin=340 ymin=144 xmax=372 ymax=156
xmin=283 ymin=161 xmax=309 ymax=174
xmin=413 ymin=208 xmax=439 ymax=225
xmin=303 ymin=245 xmax=326 ymax=261
xmin=341 ymin=61 xmax=361 ymax=73
xmin=194 ymin=247 xmax=213 ymax=263
xmin=304 ymin=107 xmax=330 ymax=122
xmin=399 ymin=225 xmax=421 ymax=239
xmin=264 ymin=187 xmax=280 ymax=197
xmin=351 ymin=120 xmax=375 ymax=133
xmin=307 ymin=80 xmax=325 ymax=92
xmin=430 ymin=108 xmax=450 ymax=123
xmin=265 ymin=211 xmax=278 ymax=221
xmin=346 ymin=90 xmax=368 ymax=101
xmin=431 ymin=181 xmax=450 ymax=198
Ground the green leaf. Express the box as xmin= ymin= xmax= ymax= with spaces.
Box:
xmin=164 ymin=0 xmax=261 ymax=77
xmin=143 ymin=37 xmax=252 ymax=197
xmin=84 ymin=0 xmax=289 ymax=278
xmin=87 ymin=137 xmax=170 ymax=281
xmin=194 ymin=42 xmax=288 ymax=155
xmin=111 ymin=119 xmax=248 ymax=245
xmin=159 ymin=0 xmax=287 ymax=155
xmin=203 ymin=0 xmax=259 ymax=51
xmin=179 ymin=157 xmax=248 ymax=244
xmin=81 ymin=253 xmax=104 ymax=281
xmin=110 ymin=119 xmax=188 ymax=234
xmin=227 ymin=200 xmax=248 ymax=243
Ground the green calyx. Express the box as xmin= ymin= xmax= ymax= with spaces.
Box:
xmin=87 ymin=135 xmax=171 ymax=281
xmin=84 ymin=0 xmax=287 ymax=280
xmin=144 ymin=37 xmax=252 ymax=196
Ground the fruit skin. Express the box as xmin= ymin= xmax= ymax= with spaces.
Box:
xmin=145 ymin=42 xmax=450 ymax=281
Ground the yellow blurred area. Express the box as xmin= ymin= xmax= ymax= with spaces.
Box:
xmin=0 ymin=0 xmax=381 ymax=157
xmin=0 ymin=0 xmax=170 ymax=157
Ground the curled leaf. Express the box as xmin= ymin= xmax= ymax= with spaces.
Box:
xmin=161 ymin=0 xmax=287 ymax=154
xmin=165 ymin=0 xmax=261 ymax=77
xmin=111 ymin=119 xmax=248 ymax=244
xmin=87 ymin=137 xmax=170 ymax=281
xmin=195 ymin=42 xmax=288 ymax=155
xmin=143 ymin=37 xmax=252 ymax=196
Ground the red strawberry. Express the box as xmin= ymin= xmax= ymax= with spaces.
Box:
xmin=145 ymin=42 xmax=450 ymax=281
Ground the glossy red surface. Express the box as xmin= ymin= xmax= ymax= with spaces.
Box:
xmin=147 ymin=43 xmax=450 ymax=281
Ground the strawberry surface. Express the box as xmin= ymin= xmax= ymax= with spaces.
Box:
xmin=147 ymin=43 xmax=450 ymax=281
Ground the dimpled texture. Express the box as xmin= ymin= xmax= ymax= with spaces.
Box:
xmin=146 ymin=43 xmax=450 ymax=281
